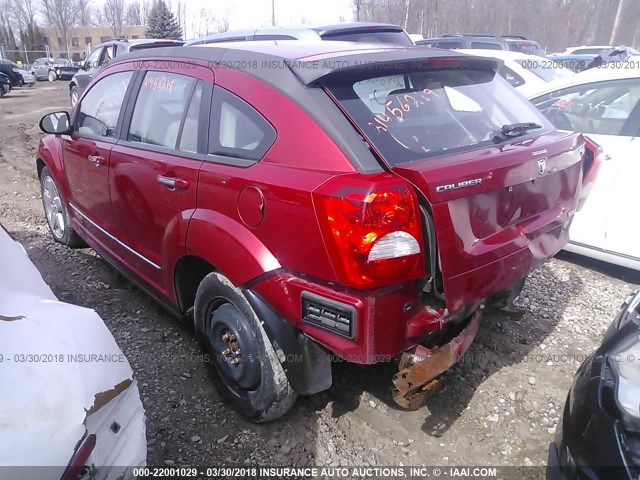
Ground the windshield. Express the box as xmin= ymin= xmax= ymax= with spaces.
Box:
xmin=521 ymin=61 xmax=574 ymax=82
xmin=326 ymin=66 xmax=552 ymax=164
xmin=53 ymin=59 xmax=71 ymax=66
xmin=321 ymin=30 xmax=413 ymax=46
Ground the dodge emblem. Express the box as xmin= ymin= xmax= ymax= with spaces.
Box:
xmin=537 ymin=158 xmax=547 ymax=175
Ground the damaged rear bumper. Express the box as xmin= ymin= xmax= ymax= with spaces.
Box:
xmin=392 ymin=307 xmax=483 ymax=409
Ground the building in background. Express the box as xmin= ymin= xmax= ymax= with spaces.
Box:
xmin=39 ymin=25 xmax=146 ymax=61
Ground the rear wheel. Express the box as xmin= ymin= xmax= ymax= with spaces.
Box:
xmin=194 ymin=272 xmax=297 ymax=423
xmin=48 ymin=70 xmax=57 ymax=82
xmin=40 ymin=167 xmax=85 ymax=247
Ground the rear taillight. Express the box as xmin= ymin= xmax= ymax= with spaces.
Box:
xmin=578 ymin=136 xmax=604 ymax=211
xmin=313 ymin=174 xmax=425 ymax=289
xmin=60 ymin=433 xmax=96 ymax=480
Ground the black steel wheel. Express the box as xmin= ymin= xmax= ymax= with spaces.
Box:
xmin=194 ymin=272 xmax=296 ymax=423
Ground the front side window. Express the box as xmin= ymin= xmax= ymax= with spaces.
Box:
xmin=178 ymin=83 xmax=203 ymax=153
xmin=85 ymin=48 xmax=101 ymax=69
xmin=77 ymin=71 xmax=132 ymax=138
xmin=128 ymin=72 xmax=196 ymax=149
xmin=435 ymin=41 xmax=464 ymax=49
xmin=209 ymin=87 xmax=276 ymax=162
xmin=327 ymin=64 xmax=552 ymax=164
xmin=102 ymin=46 xmax=114 ymax=64
xmin=531 ymin=79 xmax=640 ymax=136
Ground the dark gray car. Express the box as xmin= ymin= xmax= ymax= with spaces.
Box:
xmin=69 ymin=38 xmax=184 ymax=106
xmin=417 ymin=34 xmax=545 ymax=56
xmin=31 ymin=58 xmax=78 ymax=82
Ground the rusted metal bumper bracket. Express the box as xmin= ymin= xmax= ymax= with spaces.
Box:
xmin=392 ymin=308 xmax=483 ymax=410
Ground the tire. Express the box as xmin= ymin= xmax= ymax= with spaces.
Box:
xmin=70 ymin=85 xmax=80 ymax=107
xmin=48 ymin=70 xmax=57 ymax=82
xmin=194 ymin=272 xmax=297 ymax=423
xmin=40 ymin=167 xmax=85 ymax=248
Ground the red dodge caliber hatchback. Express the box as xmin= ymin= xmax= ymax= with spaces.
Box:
xmin=37 ymin=42 xmax=600 ymax=422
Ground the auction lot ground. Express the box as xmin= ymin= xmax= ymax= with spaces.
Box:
xmin=1 ymin=83 xmax=639 ymax=476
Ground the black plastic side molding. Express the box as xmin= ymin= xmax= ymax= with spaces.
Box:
xmin=243 ymin=289 xmax=333 ymax=395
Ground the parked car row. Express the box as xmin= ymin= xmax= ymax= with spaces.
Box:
xmin=24 ymin=22 xmax=639 ymax=476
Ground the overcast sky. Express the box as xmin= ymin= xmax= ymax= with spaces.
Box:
xmin=174 ymin=0 xmax=355 ymax=38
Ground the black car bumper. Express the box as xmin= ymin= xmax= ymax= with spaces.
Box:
xmin=548 ymin=291 xmax=640 ymax=480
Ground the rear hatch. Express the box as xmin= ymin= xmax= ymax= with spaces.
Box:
xmin=323 ymin=56 xmax=586 ymax=312
xmin=53 ymin=60 xmax=78 ymax=76
xmin=506 ymin=39 xmax=545 ymax=56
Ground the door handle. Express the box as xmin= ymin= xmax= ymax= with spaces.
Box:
xmin=604 ymin=154 xmax=612 ymax=161
xmin=87 ymin=154 xmax=105 ymax=166
xmin=157 ymin=175 xmax=189 ymax=190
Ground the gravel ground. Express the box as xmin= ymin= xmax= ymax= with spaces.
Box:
xmin=1 ymin=83 xmax=639 ymax=477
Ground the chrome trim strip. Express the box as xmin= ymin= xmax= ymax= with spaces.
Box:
xmin=69 ymin=203 xmax=162 ymax=270
xmin=568 ymin=240 xmax=640 ymax=262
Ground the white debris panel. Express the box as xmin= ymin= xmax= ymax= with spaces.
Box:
xmin=0 ymin=229 xmax=146 ymax=480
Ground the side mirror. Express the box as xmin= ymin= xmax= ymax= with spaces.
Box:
xmin=40 ymin=111 xmax=72 ymax=135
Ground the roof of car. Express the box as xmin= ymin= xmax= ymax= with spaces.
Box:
xmin=185 ymin=22 xmax=407 ymax=46
xmin=547 ymin=54 xmax=598 ymax=60
xmin=113 ymin=40 xmax=486 ymax=85
xmin=456 ymin=48 xmax=541 ymax=61
xmin=99 ymin=38 xmax=184 ymax=47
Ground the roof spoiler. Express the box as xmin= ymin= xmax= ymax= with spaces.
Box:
xmin=293 ymin=52 xmax=500 ymax=86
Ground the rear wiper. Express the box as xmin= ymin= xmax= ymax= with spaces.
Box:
xmin=493 ymin=122 xmax=543 ymax=143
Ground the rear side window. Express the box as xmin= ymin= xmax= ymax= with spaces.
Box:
xmin=435 ymin=41 xmax=464 ymax=49
xmin=498 ymin=66 xmax=525 ymax=87
xmin=209 ymin=87 xmax=275 ymax=162
xmin=77 ymin=71 xmax=132 ymax=138
xmin=327 ymin=65 xmax=552 ymax=164
xmin=471 ymin=42 xmax=503 ymax=50
xmin=127 ymin=72 xmax=197 ymax=149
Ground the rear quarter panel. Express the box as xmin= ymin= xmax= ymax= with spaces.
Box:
xmin=188 ymin=67 xmax=358 ymax=287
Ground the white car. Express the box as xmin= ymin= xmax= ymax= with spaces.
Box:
xmin=456 ymin=49 xmax=574 ymax=97
xmin=0 ymin=226 xmax=147 ymax=479
xmin=528 ymin=65 xmax=640 ymax=270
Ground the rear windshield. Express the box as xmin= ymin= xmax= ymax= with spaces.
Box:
xmin=321 ymin=30 xmax=413 ymax=46
xmin=326 ymin=65 xmax=552 ymax=165
xmin=508 ymin=42 xmax=545 ymax=56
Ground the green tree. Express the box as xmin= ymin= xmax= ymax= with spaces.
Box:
xmin=145 ymin=0 xmax=182 ymax=39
